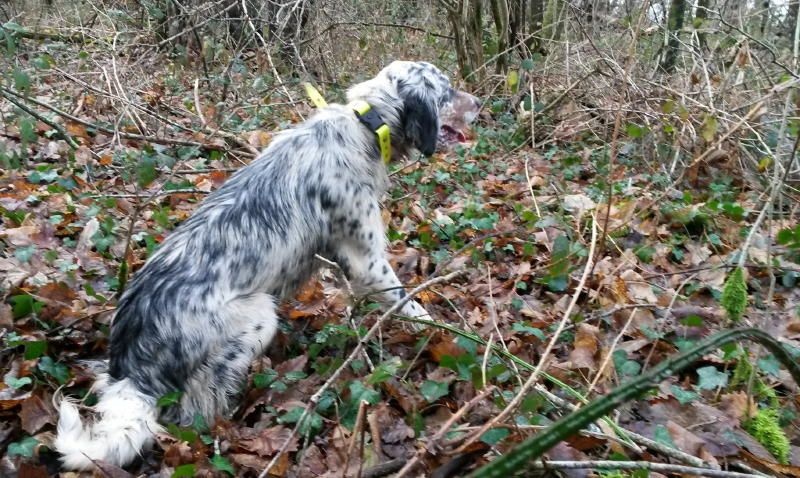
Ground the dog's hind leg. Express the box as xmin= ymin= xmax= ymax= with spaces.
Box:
xmin=180 ymin=293 xmax=279 ymax=422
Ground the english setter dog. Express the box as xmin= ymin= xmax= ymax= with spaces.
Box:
xmin=55 ymin=61 xmax=480 ymax=469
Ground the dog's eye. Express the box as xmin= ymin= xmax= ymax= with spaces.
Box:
xmin=438 ymin=87 xmax=455 ymax=107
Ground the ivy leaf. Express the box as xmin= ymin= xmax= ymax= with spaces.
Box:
xmin=669 ymin=385 xmax=699 ymax=404
xmin=18 ymin=116 xmax=36 ymax=143
xmin=420 ymin=380 xmax=449 ymax=402
xmin=521 ymin=58 xmax=534 ymax=71
xmin=24 ymin=341 xmax=47 ymax=360
xmin=157 ymin=390 xmax=183 ymax=407
xmin=278 ymin=407 xmax=323 ymax=436
xmin=38 ymin=356 xmax=69 ymax=384
xmin=512 ymin=322 xmax=546 ymax=340
xmin=757 ymin=355 xmax=781 ymax=378
xmin=137 ymin=155 xmax=158 ymax=187
xmin=7 ymin=436 xmax=38 ymax=458
xmin=776 ymin=228 xmax=795 ymax=245
xmin=480 ymin=428 xmax=510 ymax=446
xmin=626 ymin=123 xmax=647 ymax=138
xmin=253 ymin=370 xmax=278 ymax=389
xmin=5 ymin=376 xmax=32 ymax=389
xmin=349 ymin=380 xmax=381 ymax=405
xmin=13 ymin=67 xmax=30 ymax=93
xmin=210 ymin=454 xmax=235 ymax=475
xmin=368 ymin=359 xmax=401 ymax=385
xmin=696 ymin=366 xmax=728 ymax=390
xmin=653 ymin=424 xmax=676 ymax=448
xmin=541 ymin=234 xmax=570 ymax=292
xmin=9 ymin=294 xmax=43 ymax=318
xmin=171 ymin=464 xmax=196 ymax=478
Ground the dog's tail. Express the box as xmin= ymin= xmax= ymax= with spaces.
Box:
xmin=55 ymin=376 xmax=162 ymax=470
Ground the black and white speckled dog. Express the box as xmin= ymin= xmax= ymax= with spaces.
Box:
xmin=55 ymin=61 xmax=480 ymax=469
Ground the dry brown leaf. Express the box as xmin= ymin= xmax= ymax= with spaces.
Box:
xmin=568 ymin=323 xmax=600 ymax=370
xmin=666 ymin=420 xmax=712 ymax=460
xmin=91 ymin=461 xmax=135 ymax=478
xmin=17 ymin=463 xmax=49 ymax=478
xmin=620 ymin=269 xmax=658 ymax=304
xmin=611 ymin=275 xmax=630 ymax=303
xmin=740 ymin=449 xmax=800 ymax=476
xmin=683 ymin=242 xmax=712 ymax=266
xmin=20 ymin=395 xmax=54 ymax=435
xmin=229 ymin=452 xmax=268 ymax=470
xmin=697 ymin=256 xmax=726 ymax=289
xmin=162 ymin=441 xmax=194 ymax=467
xmin=238 ymin=426 xmax=298 ymax=457
xmin=2 ymin=225 xmax=38 ymax=246
xmin=547 ymin=442 xmax=591 ymax=478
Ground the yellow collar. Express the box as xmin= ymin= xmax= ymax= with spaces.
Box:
xmin=304 ymin=82 xmax=392 ymax=164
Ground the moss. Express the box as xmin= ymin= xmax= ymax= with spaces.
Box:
xmin=721 ymin=267 xmax=747 ymax=322
xmin=744 ymin=408 xmax=790 ymax=464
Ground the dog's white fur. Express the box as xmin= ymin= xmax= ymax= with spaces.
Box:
xmin=54 ymin=61 xmax=479 ymax=469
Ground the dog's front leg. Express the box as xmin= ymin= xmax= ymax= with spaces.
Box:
xmin=331 ymin=208 xmax=432 ymax=322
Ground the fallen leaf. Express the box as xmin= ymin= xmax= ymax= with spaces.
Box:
xmin=238 ymin=426 xmax=298 ymax=457
xmin=20 ymin=395 xmax=54 ymax=435
xmin=563 ymin=194 xmax=596 ymax=217
xmin=2 ymin=226 xmax=38 ymax=246
xmin=620 ymin=269 xmax=658 ymax=304
xmin=568 ymin=323 xmax=600 ymax=370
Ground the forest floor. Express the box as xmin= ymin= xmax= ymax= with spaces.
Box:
xmin=1 ymin=15 xmax=800 ymax=478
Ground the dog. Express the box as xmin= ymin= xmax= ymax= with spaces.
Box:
xmin=54 ymin=61 xmax=480 ymax=469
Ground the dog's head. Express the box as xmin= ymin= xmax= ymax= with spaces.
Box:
xmin=348 ymin=61 xmax=481 ymax=157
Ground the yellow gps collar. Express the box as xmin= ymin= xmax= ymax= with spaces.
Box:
xmin=349 ymin=100 xmax=392 ymax=164
xmin=303 ymin=82 xmax=392 ymax=164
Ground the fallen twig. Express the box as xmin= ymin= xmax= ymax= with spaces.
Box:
xmin=394 ymin=386 xmax=497 ymax=478
xmin=526 ymin=460 xmax=762 ymax=478
xmin=0 ymin=85 xmax=243 ymax=150
xmin=0 ymin=88 xmax=79 ymax=149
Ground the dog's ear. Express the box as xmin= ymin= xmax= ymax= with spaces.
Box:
xmin=398 ymin=83 xmax=438 ymax=156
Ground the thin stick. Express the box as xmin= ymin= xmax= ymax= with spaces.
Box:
xmin=394 ymin=386 xmax=497 ymax=478
xmin=0 ymin=85 xmax=254 ymax=151
xmin=194 ymin=78 xmax=208 ymax=129
xmin=527 ymin=460 xmax=762 ymax=478
xmin=587 ymin=307 xmax=637 ymax=395
xmin=0 ymin=90 xmax=79 ymax=149
xmin=342 ymin=400 xmax=368 ymax=478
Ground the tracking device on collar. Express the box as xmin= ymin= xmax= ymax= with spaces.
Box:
xmin=302 ymin=82 xmax=392 ymax=164
xmin=350 ymin=100 xmax=392 ymax=164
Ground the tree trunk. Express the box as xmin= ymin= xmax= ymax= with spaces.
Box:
xmin=660 ymin=0 xmax=686 ymax=72
xmin=695 ymin=0 xmax=709 ymax=51
xmin=530 ymin=0 xmax=545 ymax=36
xmin=445 ymin=0 xmax=485 ymax=83
xmin=508 ymin=0 xmax=527 ymax=55
xmin=759 ymin=0 xmax=769 ymax=37
xmin=490 ymin=0 xmax=509 ymax=73
xmin=541 ymin=0 xmax=561 ymax=42
xmin=785 ymin=1 xmax=798 ymax=39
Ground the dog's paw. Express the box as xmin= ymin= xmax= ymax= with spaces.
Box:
xmin=402 ymin=300 xmax=433 ymax=323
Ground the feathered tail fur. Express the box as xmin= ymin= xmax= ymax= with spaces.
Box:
xmin=54 ymin=376 xmax=162 ymax=470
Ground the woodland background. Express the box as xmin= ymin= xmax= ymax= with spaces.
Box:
xmin=1 ymin=0 xmax=800 ymax=477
